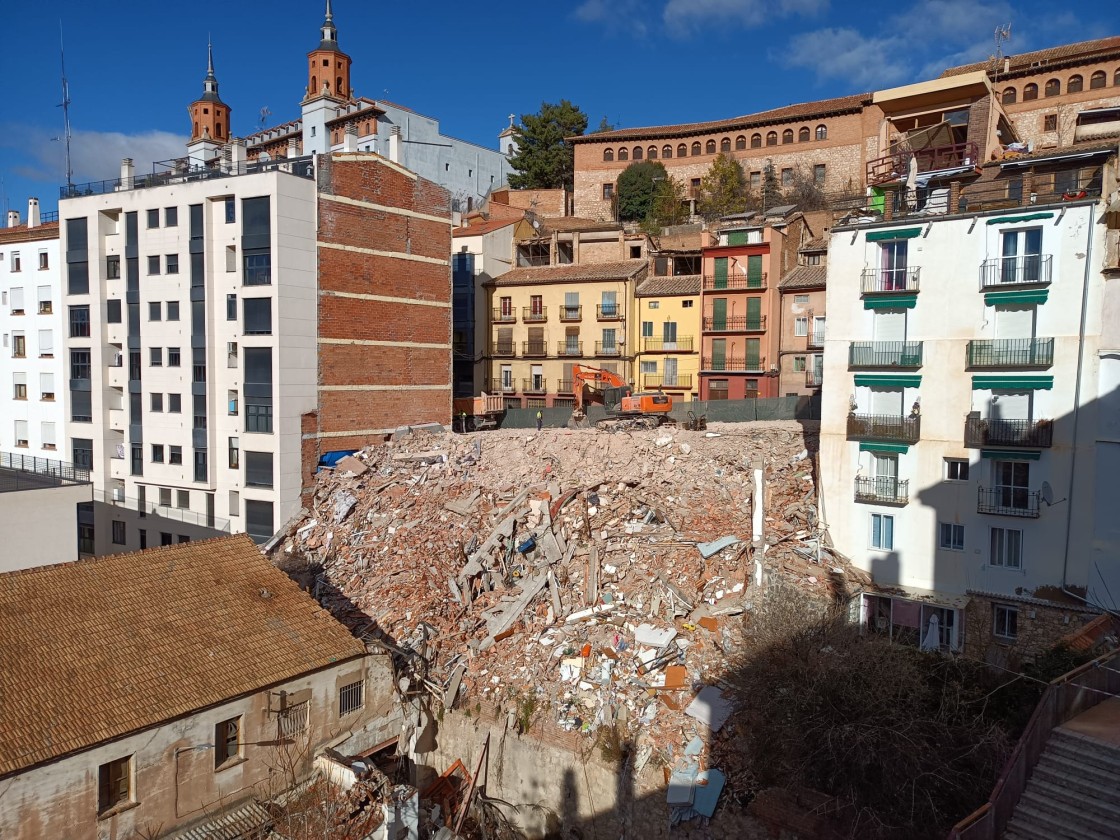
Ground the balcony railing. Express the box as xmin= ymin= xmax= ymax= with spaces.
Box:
xmin=596 ymin=304 xmax=622 ymax=321
xmin=964 ymin=416 xmax=1053 ymax=448
xmin=91 ymin=488 xmax=230 ymax=531
xmin=522 ymin=378 xmax=547 ymax=393
xmin=595 ymin=342 xmax=621 ymax=356
xmin=848 ymin=341 xmax=924 ymax=369
xmin=805 ymin=369 xmax=823 ymax=387
xmin=866 ymin=140 xmax=979 ymax=186
xmin=967 ymin=338 xmax=1054 ymax=368
xmin=521 ymin=341 xmax=548 ymax=358
xmin=861 ymin=267 xmax=920 ymax=294
xmin=60 ymin=155 xmax=316 ymax=199
xmin=980 ymin=255 xmax=1053 ymax=289
xmin=846 ymin=413 xmax=921 ymax=444
xmin=854 ymin=476 xmax=910 ymax=505
xmin=0 ymin=451 xmax=92 ymax=492
xmin=702 ymin=356 xmax=765 ymax=372
xmin=643 ymin=374 xmax=693 ymax=389
xmin=487 ymin=378 xmax=517 ymax=393
xmin=559 ymin=305 xmax=583 ymax=322
xmin=522 ymin=306 xmax=547 ymax=323
xmin=492 ymin=309 xmax=516 ymax=324
xmin=643 ymin=337 xmax=694 ymax=352
xmin=703 ymin=316 xmax=766 ymax=332
xmin=807 ymin=329 xmax=825 ymax=349
xmin=702 ymin=273 xmax=767 ymax=291
xmin=491 ymin=343 xmax=516 ymax=358
xmin=557 ymin=379 xmax=574 ymax=393
xmin=977 ymin=486 xmax=1041 ymax=518
xmin=557 ymin=341 xmax=584 ymax=357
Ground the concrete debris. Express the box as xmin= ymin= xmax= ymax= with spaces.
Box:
xmin=336 ymin=455 xmax=369 ymax=476
xmin=273 ymin=421 xmax=851 ymax=814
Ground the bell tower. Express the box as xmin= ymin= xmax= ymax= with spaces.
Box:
xmin=304 ymin=0 xmax=352 ymax=103
xmin=187 ymin=41 xmax=230 ymax=164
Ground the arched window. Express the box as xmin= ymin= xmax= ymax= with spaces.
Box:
xmin=1090 ymin=71 xmax=1106 ymax=89
xmin=692 ymin=141 xmax=702 ymax=156
xmin=337 ymin=76 xmax=345 ymax=95
xmin=193 ymin=121 xmax=199 ymax=137
xmin=1044 ymin=78 xmax=1060 ymax=97
xmin=311 ymin=75 xmax=317 ymax=94
xmin=603 ymin=148 xmax=614 ymax=162
xmin=782 ymin=128 xmax=794 ymax=144
xmin=678 ymin=143 xmax=688 ymax=157
xmin=720 ymin=137 xmax=731 ymax=152
xmin=632 ymin=146 xmax=643 ymax=161
xmin=662 ymin=144 xmax=672 ymax=159
xmin=750 ymin=133 xmax=761 ymax=148
xmin=216 ymin=122 xmax=223 ymax=139
xmin=618 ymin=148 xmax=628 ymax=161
xmin=1023 ymin=83 xmax=1038 ymax=100
xmin=1002 ymin=86 xmax=1017 ymax=103
xmin=815 ymin=124 xmax=827 ymax=141
xmin=735 ymin=135 xmax=746 ymax=150
xmin=766 ymin=131 xmax=777 ymax=146
xmin=1067 ymin=75 xmax=1083 ymax=93
xmin=798 ymin=126 xmax=810 ymax=142
xmin=1114 ymin=68 xmax=1120 ymax=86
xmin=648 ymin=145 xmax=658 ymax=159
xmin=706 ymin=139 xmax=716 ymax=154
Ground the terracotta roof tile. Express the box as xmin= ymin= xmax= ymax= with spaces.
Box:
xmin=571 ymin=93 xmax=871 ymax=143
xmin=779 ymin=265 xmax=827 ymax=290
xmin=452 ymin=217 xmax=519 ymax=237
xmin=0 ymin=535 xmax=365 ymax=776
xmin=636 ymin=275 xmax=701 ymax=296
xmin=0 ymin=222 xmax=59 ymax=245
xmin=799 ymin=237 xmax=827 ymax=252
xmin=492 ymin=260 xmax=646 ymax=287
xmin=941 ymin=37 xmax=1120 ymax=77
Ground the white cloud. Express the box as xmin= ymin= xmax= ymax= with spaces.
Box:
xmin=2 ymin=126 xmax=187 ymax=186
xmin=785 ymin=27 xmax=910 ymax=89
xmin=573 ymin=0 xmax=649 ymax=36
xmin=664 ymin=0 xmax=828 ymax=34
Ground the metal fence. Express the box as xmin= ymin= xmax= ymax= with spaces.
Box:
xmin=0 ymin=452 xmax=91 ymax=493
xmin=91 ymin=489 xmax=230 ymax=532
xmin=497 ymin=395 xmax=821 ymax=429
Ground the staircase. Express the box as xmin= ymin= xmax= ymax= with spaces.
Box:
xmin=1004 ymin=728 xmax=1120 ymax=840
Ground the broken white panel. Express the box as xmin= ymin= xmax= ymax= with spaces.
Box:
xmin=684 ymin=686 xmax=733 ymax=732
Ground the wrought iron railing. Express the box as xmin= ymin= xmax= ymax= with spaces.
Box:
xmin=643 ymin=374 xmax=693 ymax=389
xmin=967 ymin=338 xmax=1054 ymax=368
xmin=557 ymin=379 xmax=574 ymax=393
xmin=521 ymin=378 xmax=547 ymax=393
xmin=596 ymin=304 xmax=622 ymax=320
xmin=91 ymin=488 xmax=230 ymax=531
xmin=964 ymin=416 xmax=1053 ymax=448
xmin=703 ymin=316 xmax=766 ymax=332
xmin=848 ymin=341 xmax=924 ymax=368
xmin=860 ymin=267 xmax=920 ymax=294
xmin=846 ymin=413 xmax=921 ymax=443
xmin=977 ymin=486 xmax=1041 ymax=518
xmin=643 ymin=337 xmax=694 ymax=351
xmin=492 ymin=309 xmax=516 ymax=324
xmin=559 ymin=305 xmax=583 ymax=321
xmin=595 ymin=342 xmax=621 ymax=356
xmin=522 ymin=306 xmax=547 ymax=323
xmin=521 ymin=341 xmax=548 ymax=358
xmin=702 ymin=273 xmax=767 ymax=291
xmin=487 ymin=379 xmax=517 ymax=393
xmin=854 ymin=476 xmax=909 ymax=505
xmin=805 ymin=369 xmax=823 ymax=387
xmin=556 ymin=341 xmax=583 ymax=357
xmin=702 ymin=356 xmax=765 ymax=372
xmin=491 ymin=343 xmax=515 ymax=358
xmin=980 ymin=255 xmax=1052 ymax=288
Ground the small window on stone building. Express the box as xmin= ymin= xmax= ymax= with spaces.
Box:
xmin=1090 ymin=71 xmax=1106 ymax=89
xmin=993 ymin=604 xmax=1018 ymax=640
xmin=339 ymin=679 xmax=365 ymax=716
xmin=647 ymin=146 xmax=657 ymax=159
xmin=735 ymin=135 xmax=746 ymax=150
xmin=815 ymin=124 xmax=827 ymax=140
xmin=1002 ymin=86 xmax=1017 ymax=104
xmin=1067 ymin=75 xmax=1083 ymax=93
xmin=706 ymin=139 xmax=716 ymax=154
xmin=814 ymin=164 xmax=826 ymax=184
xmin=799 ymin=126 xmax=810 ymax=142
xmin=720 ymin=137 xmax=731 ymax=152
xmin=633 ymin=146 xmax=643 ymax=161
xmin=1043 ymin=114 xmax=1057 ymax=131
xmin=603 ymin=148 xmax=614 ymax=162
xmin=215 ymin=717 xmax=242 ymax=768
xmin=603 ymin=183 xmax=614 ymax=200
xmin=782 ymin=129 xmax=794 ymax=144
xmin=678 ymin=143 xmax=688 ymax=157
xmin=766 ymin=131 xmax=777 ymax=146
xmin=1044 ymin=78 xmax=1060 ymax=97
xmin=618 ymin=148 xmax=628 ymax=161
xmin=781 ymin=168 xmax=794 ymax=187
xmin=1023 ymin=83 xmax=1038 ymax=100
xmin=691 ymin=142 xmax=701 ymax=155
xmin=98 ymin=756 xmax=133 ymax=814
xmin=662 ymin=145 xmax=672 ymax=159
xmin=750 ymin=133 xmax=761 ymax=148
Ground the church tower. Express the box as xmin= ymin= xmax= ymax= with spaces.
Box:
xmin=302 ymin=0 xmax=353 ymax=155
xmin=187 ymin=41 xmax=230 ymax=165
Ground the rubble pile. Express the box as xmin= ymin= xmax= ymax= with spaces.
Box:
xmin=274 ymin=421 xmax=844 ymax=822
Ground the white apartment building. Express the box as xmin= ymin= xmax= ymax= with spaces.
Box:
xmin=61 ymin=159 xmax=318 ymax=556
xmin=0 ymin=200 xmax=67 ymax=462
xmin=819 ymin=146 xmax=1119 ymax=659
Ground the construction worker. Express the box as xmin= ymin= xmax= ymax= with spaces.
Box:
xmin=536 ymin=409 xmax=543 ymax=432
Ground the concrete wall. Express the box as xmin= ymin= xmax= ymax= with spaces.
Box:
xmin=0 ymin=481 xmax=91 ymax=571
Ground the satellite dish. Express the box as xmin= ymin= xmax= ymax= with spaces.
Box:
xmin=1041 ymin=482 xmax=1054 ymax=505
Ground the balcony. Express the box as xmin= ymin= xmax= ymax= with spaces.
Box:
xmin=967 ymin=338 xmax=1054 ymax=369
xmin=702 ymin=273 xmax=767 ymax=291
xmin=861 ymin=267 xmax=920 ymax=295
xmin=107 ymin=362 xmax=126 ymax=389
xmin=979 ymin=255 xmax=1053 ymax=289
xmin=522 ymin=306 xmax=547 ymax=323
xmin=487 ymin=378 xmax=517 ymax=394
xmin=557 ymin=379 xmax=574 ymax=393
xmin=557 ymin=341 xmax=584 ymax=357
xmin=596 ymin=304 xmax=623 ymax=321
xmin=643 ymin=337 xmax=694 ymax=352
xmin=595 ymin=342 xmax=621 ymax=357
xmin=521 ymin=341 xmax=548 ymax=358
xmin=964 ymin=416 xmax=1053 ymax=448
xmin=977 ymin=486 xmax=1041 ymax=518
xmin=805 ymin=369 xmax=823 ymax=388
xmin=866 ymin=140 xmax=979 ymax=186
xmin=848 ymin=341 xmax=924 ymax=369
xmin=854 ymin=476 xmax=910 ymax=506
xmin=807 ymin=329 xmax=825 ymax=349
xmin=492 ymin=308 xmax=516 ymax=324
xmin=108 ymin=409 xmax=126 ymax=433
xmin=522 ymin=378 xmax=547 ymax=394
xmin=703 ymin=316 xmax=766 ymax=332
xmin=491 ymin=343 xmax=515 ymax=359
xmin=702 ymin=356 xmax=766 ymax=372
xmin=109 ymin=457 xmax=127 ymax=480
xmin=559 ymin=305 xmax=583 ymax=322
xmin=643 ymin=373 xmax=693 ymax=389
xmin=846 ymin=413 xmax=921 ymax=444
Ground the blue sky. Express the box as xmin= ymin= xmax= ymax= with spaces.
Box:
xmin=2 ymin=0 xmax=1115 ymax=215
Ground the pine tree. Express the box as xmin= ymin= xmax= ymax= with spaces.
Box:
xmin=697 ymin=153 xmax=749 ymax=220
xmin=616 ymin=161 xmax=668 ymax=222
xmin=507 ymin=101 xmax=588 ymax=191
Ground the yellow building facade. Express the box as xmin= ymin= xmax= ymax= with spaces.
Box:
xmin=633 ymin=276 xmax=702 ymax=402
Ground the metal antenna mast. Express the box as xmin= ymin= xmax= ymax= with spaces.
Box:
xmin=58 ymin=21 xmax=74 ymax=190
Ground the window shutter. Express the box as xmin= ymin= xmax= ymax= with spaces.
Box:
xmin=712 ymin=298 xmax=727 ymax=330
xmin=38 ymin=330 xmax=53 ymax=355
xmin=746 ymin=298 xmax=762 ymax=330
xmin=10 ymin=287 xmax=24 ymax=311
xmin=747 ymin=255 xmax=763 ymax=287
xmin=746 ymin=338 xmax=761 ymax=369
xmin=714 ymin=258 xmax=728 ymax=289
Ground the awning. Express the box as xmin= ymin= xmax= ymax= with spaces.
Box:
xmin=984 ymin=289 xmax=1049 ymax=306
xmin=864 ymin=294 xmax=917 ymax=310
xmin=855 ymin=374 xmax=922 ymax=388
xmin=971 ymin=375 xmax=1053 ymax=390
xmin=1000 ymin=149 xmax=1112 ymax=169
xmin=986 ymin=212 xmax=1055 ymax=225
xmin=915 ymin=165 xmax=976 ymax=187
xmin=980 ymin=449 xmax=1042 ymax=460
xmin=859 ymin=442 xmax=910 ymax=454
xmin=866 ymin=227 xmax=922 ymax=242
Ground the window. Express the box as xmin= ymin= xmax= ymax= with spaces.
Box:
xmin=151 ymin=393 xmax=163 ymax=412
xmin=782 ymin=128 xmax=793 ymax=144
xmin=603 ymin=148 xmax=614 ymax=162
xmin=990 ymin=526 xmax=1023 ymax=569
xmin=1043 ymin=114 xmax=1057 ymax=131
xmin=98 ymin=756 xmax=132 ymax=814
xmin=69 ymin=305 xmax=91 ymax=337
xmin=11 ymin=332 xmax=25 ymax=358
xmin=793 ymin=356 xmax=806 ymax=372
xmin=159 ymin=487 xmax=172 ymax=507
xmin=166 ymin=254 xmax=179 ymax=274
xmin=37 ymin=285 xmax=51 ymax=311
xmin=1002 ymin=86 xmax=1017 ymax=104
xmin=781 ymin=168 xmax=794 ymax=187
xmin=794 ymin=316 xmax=808 ymax=336
xmin=107 ymin=299 xmax=122 ymax=322
xmin=131 ymin=444 xmax=143 ymax=476
xmin=244 ymin=252 xmax=271 ymax=285
xmin=70 ymin=348 xmax=91 ymax=379
xmin=1067 ymin=74 xmax=1083 ymax=93
xmin=992 ymin=459 xmax=1031 ymax=512
xmin=41 ymin=421 xmax=56 ymax=451
xmin=602 ymin=183 xmax=614 ymax=200
xmin=617 ymin=148 xmax=628 ymax=162
xmin=662 ymin=144 xmax=672 ymax=158
xmin=229 ymin=437 xmax=240 ymax=469
xmin=339 ymin=679 xmax=364 ymax=716
xmin=1023 ymin=83 xmax=1038 ymax=100
xmin=708 ymin=379 xmax=729 ymax=400
xmin=793 ymin=294 xmax=810 ymax=304
xmin=641 ymin=321 xmax=654 ymax=338
xmin=647 ymin=145 xmax=657 ymax=159
xmin=640 ymin=360 xmax=657 ymax=374
xmin=705 ymin=139 xmax=716 ymax=154
xmin=632 ymin=146 xmax=643 ymax=160
xmin=813 ymin=164 xmax=826 ymax=184
xmin=40 ymin=372 xmax=54 ymax=401
xmin=14 ymin=420 xmax=28 ymax=447
xmin=146 ymin=208 xmax=159 ymax=228
xmin=735 ymin=135 xmax=746 ymax=150
xmin=169 ymin=393 xmax=182 ymax=413
xmin=229 ymin=489 xmax=240 ymax=516
xmin=1044 ymin=78 xmax=1060 ymax=97
xmin=766 ymin=131 xmax=777 ymax=146
xmin=245 ymin=499 xmax=274 ymax=543
xmin=10 ymin=252 xmax=20 ymax=272
xmin=72 ymin=438 xmax=93 ymax=469
xmin=37 ymin=329 xmax=53 ymax=358
xmin=678 ymin=143 xmax=688 ymax=157
xmin=798 ymin=126 xmax=810 ymax=142
xmin=225 ymin=197 xmax=236 ymax=223
xmin=178 ymin=534 xmax=191 ymax=544
xmin=993 ymin=604 xmax=1018 ymax=640
xmin=161 ymin=532 xmax=173 ymax=546
xmin=243 ymin=298 xmax=272 ymax=335
xmin=138 ymin=529 xmax=147 ymax=549
xmin=177 ymin=489 xmax=190 ymax=509
xmin=10 ymin=286 xmax=24 ymax=314
xmin=682 ymin=300 xmax=693 ymax=308
xmin=195 ymin=450 xmax=207 ymax=483
xmin=167 ymin=301 xmax=179 ymax=321
xmin=226 ymin=294 xmax=237 ymax=321
xmin=720 ymin=137 xmax=731 ymax=152
xmin=815 ymin=124 xmax=827 ymax=141
xmin=152 ymin=444 xmax=165 ymax=463
xmin=229 ymin=389 xmax=239 ymax=416
xmin=13 ymin=373 xmax=27 ymax=400
xmin=939 ymin=523 xmax=965 ymax=551
xmin=112 ymin=520 xmax=126 ymax=545
xmin=870 ymin=513 xmax=894 ymax=550
xmin=149 ymin=301 xmax=161 ymax=321
xmin=165 ymin=206 xmax=178 ymax=226
xmin=107 ymin=255 xmax=121 ymax=280
xmin=245 ymin=451 xmax=274 ymax=488
xmin=147 ymin=255 xmax=160 ymax=275
xmin=150 ymin=347 xmax=162 ymax=367
xmin=750 ymin=133 xmax=761 ymax=148
xmin=278 ymin=700 xmax=310 ymax=737
xmin=691 ymin=141 xmax=701 ymax=155
xmin=945 ymin=459 xmax=969 ymax=481
xmin=169 ymin=445 xmax=183 ymax=465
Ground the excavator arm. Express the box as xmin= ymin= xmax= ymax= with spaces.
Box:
xmin=571 ymin=364 xmax=629 ymax=413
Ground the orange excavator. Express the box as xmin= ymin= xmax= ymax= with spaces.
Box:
xmin=571 ymin=364 xmax=673 ymax=428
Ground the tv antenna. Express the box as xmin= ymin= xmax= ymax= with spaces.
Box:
xmin=57 ymin=21 xmax=74 ymax=190
xmin=259 ymin=106 xmax=272 ymax=130
xmin=993 ymin=23 xmax=1012 ymax=78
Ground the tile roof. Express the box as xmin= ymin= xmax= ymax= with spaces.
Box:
xmin=0 ymin=535 xmax=365 ymax=777
xmin=452 ymin=217 xmax=519 ymax=237
xmin=799 ymin=237 xmax=827 ymax=252
xmin=0 ymin=221 xmax=59 ymax=245
xmin=492 ymin=259 xmax=647 ymax=287
xmin=636 ymin=275 xmax=702 ymax=296
xmin=570 ymin=93 xmax=870 ymax=143
xmin=779 ymin=265 xmax=827 ymax=290
xmin=941 ymin=37 xmax=1120 ymax=77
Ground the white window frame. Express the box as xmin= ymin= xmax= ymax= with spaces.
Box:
xmin=993 ymin=603 xmax=1019 ymax=640
xmin=944 ymin=458 xmax=970 ymax=481
xmin=939 ymin=522 xmax=965 ymax=551
xmin=870 ymin=513 xmax=894 ymax=550
xmin=794 ymin=316 xmax=808 ymax=336
xmin=989 ymin=526 xmax=1024 ymax=569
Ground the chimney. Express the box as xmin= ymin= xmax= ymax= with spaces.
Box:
xmin=343 ymin=122 xmax=358 ymax=153
xmin=389 ymin=125 xmax=402 ymax=164
xmin=287 ymin=137 xmax=299 ymax=159
xmin=121 ymin=158 xmax=135 ymax=189
xmin=1003 ymin=57 xmax=1011 ymax=74
xmin=27 ymin=198 xmax=41 ymax=229
xmin=6 ymin=210 xmax=20 ymax=228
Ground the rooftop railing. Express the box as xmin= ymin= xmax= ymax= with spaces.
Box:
xmin=61 ymin=155 xmax=316 ymax=199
